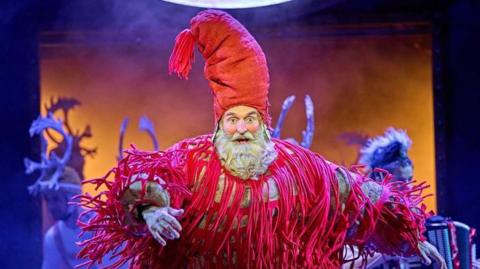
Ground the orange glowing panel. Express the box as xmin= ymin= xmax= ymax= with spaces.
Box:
xmin=40 ymin=32 xmax=436 ymax=210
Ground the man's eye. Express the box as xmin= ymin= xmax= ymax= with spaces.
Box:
xmin=246 ymin=117 xmax=256 ymax=123
xmin=229 ymin=118 xmax=237 ymax=124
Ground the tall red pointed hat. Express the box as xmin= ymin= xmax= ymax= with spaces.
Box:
xmin=169 ymin=9 xmax=271 ymax=126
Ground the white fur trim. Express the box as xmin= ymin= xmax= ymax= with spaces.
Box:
xmin=358 ymin=127 xmax=412 ymax=168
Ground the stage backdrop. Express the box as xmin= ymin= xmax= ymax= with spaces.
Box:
xmin=40 ymin=29 xmax=435 ymax=210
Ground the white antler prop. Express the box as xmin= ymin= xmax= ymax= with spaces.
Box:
xmin=25 ymin=113 xmax=73 ymax=194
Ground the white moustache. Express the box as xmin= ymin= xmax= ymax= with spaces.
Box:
xmin=214 ymin=126 xmax=277 ymax=180
xmin=231 ymin=132 xmax=255 ymax=142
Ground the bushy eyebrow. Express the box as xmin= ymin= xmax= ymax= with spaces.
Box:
xmin=224 ymin=111 xmax=258 ymax=118
xmin=224 ymin=112 xmax=238 ymax=118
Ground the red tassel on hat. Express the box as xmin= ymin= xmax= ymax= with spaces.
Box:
xmin=168 ymin=29 xmax=195 ymax=79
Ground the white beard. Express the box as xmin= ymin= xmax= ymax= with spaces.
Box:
xmin=214 ymin=125 xmax=277 ymax=180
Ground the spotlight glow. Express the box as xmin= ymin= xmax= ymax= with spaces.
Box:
xmin=161 ymin=0 xmax=292 ymax=9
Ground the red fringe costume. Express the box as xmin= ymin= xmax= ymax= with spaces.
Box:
xmin=77 ymin=10 xmax=430 ymax=269
xmin=78 ymin=136 xmax=429 ymax=269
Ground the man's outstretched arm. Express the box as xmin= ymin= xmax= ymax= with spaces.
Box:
xmin=334 ymin=167 xmax=446 ymax=269
xmin=77 ymin=146 xmax=190 ymax=268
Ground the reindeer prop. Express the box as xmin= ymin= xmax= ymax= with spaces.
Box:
xmin=24 ymin=113 xmax=79 ymax=195
xmin=44 ymin=97 xmax=96 ymax=179
xmin=272 ymin=94 xmax=315 ymax=149
xmin=118 ymin=115 xmax=160 ymax=161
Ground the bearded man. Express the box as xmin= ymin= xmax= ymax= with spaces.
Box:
xmin=78 ymin=10 xmax=445 ymax=269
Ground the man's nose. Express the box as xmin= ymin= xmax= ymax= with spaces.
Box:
xmin=236 ymin=120 xmax=247 ymax=134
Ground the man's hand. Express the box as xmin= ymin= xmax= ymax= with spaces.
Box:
xmin=418 ymin=241 xmax=447 ymax=269
xmin=142 ymin=206 xmax=183 ymax=246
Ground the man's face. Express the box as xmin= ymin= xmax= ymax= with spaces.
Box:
xmin=43 ymin=190 xmax=73 ymax=221
xmin=221 ymin=105 xmax=261 ymax=142
xmin=215 ymin=106 xmax=277 ymax=179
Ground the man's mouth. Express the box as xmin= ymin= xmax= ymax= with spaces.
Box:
xmin=234 ymin=138 xmax=251 ymax=144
